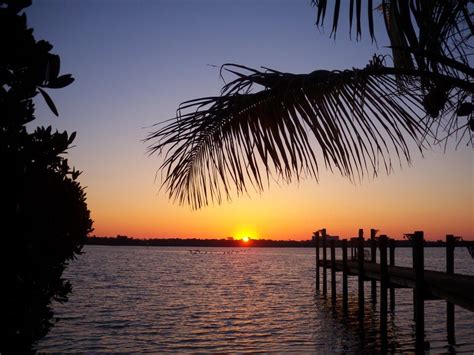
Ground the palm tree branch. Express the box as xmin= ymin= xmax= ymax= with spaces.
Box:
xmin=388 ymin=46 xmax=474 ymax=77
xmin=313 ymin=0 xmax=472 ymax=78
xmin=146 ymin=61 xmax=473 ymax=208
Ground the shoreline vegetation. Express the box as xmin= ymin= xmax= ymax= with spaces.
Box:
xmin=85 ymin=235 xmax=472 ymax=248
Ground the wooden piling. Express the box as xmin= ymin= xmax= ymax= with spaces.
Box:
xmin=370 ymin=229 xmax=377 ymax=304
xmin=379 ymin=235 xmax=388 ymax=350
xmin=413 ymin=231 xmax=425 ymax=353
xmin=331 ymin=239 xmax=336 ymax=304
xmin=342 ymin=239 xmax=348 ymax=314
xmin=389 ymin=238 xmax=395 ymax=311
xmin=358 ymin=229 xmax=365 ymax=322
xmin=322 ymin=229 xmax=327 ymax=297
xmin=315 ymin=231 xmax=320 ymax=291
xmin=412 ymin=235 xmax=417 ymax=319
xmin=446 ymin=234 xmax=455 ymax=345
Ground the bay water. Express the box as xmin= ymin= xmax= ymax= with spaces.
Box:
xmin=36 ymin=245 xmax=474 ymax=353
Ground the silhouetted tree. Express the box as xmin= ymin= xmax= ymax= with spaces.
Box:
xmin=0 ymin=0 xmax=93 ymax=352
xmin=147 ymin=0 xmax=473 ymax=209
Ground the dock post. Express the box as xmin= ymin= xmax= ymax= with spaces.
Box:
xmin=446 ymin=234 xmax=455 ymax=345
xmin=370 ymin=229 xmax=377 ymax=304
xmin=413 ymin=231 xmax=425 ymax=353
xmin=330 ymin=239 xmax=336 ymax=304
xmin=322 ymin=229 xmax=327 ymax=297
xmin=350 ymin=239 xmax=354 ymax=260
xmin=316 ymin=231 xmax=320 ymax=291
xmin=379 ymin=235 xmax=388 ymax=350
xmin=358 ymin=229 xmax=365 ymax=322
xmin=389 ymin=238 xmax=395 ymax=311
xmin=342 ymin=239 xmax=348 ymax=315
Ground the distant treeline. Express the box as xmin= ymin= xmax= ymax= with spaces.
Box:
xmin=86 ymin=236 xmax=315 ymax=247
xmin=84 ymin=236 xmax=471 ymax=248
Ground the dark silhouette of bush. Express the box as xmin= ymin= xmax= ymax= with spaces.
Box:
xmin=0 ymin=0 xmax=93 ymax=352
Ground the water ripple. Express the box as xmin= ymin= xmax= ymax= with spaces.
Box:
xmin=36 ymin=246 xmax=474 ymax=353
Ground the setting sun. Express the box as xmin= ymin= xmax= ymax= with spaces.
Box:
xmin=234 ymin=227 xmax=259 ymax=241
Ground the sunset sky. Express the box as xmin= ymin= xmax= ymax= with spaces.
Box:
xmin=28 ymin=1 xmax=472 ymax=241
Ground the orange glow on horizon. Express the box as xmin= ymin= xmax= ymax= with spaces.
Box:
xmin=85 ymin=148 xmax=472 ymax=242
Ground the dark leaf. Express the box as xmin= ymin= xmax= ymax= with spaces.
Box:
xmin=36 ymin=40 xmax=53 ymax=53
xmin=356 ymin=0 xmax=362 ymax=39
xmin=71 ymin=169 xmax=82 ymax=180
xmin=331 ymin=0 xmax=341 ymax=37
xmin=457 ymin=102 xmax=473 ymax=117
xmin=68 ymin=131 xmax=77 ymax=145
xmin=349 ymin=0 xmax=354 ymax=38
xmin=46 ymin=74 xmax=74 ymax=89
xmin=37 ymin=87 xmax=58 ymax=116
xmin=367 ymin=0 xmax=374 ymax=41
xmin=316 ymin=0 xmax=327 ymax=26
xmin=47 ymin=54 xmax=60 ymax=81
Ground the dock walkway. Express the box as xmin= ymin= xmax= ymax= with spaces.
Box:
xmin=314 ymin=229 xmax=474 ymax=353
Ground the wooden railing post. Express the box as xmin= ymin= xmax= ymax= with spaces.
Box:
xmin=413 ymin=231 xmax=425 ymax=353
xmin=351 ymin=239 xmax=354 ymax=260
xmin=370 ymin=229 xmax=377 ymax=304
xmin=322 ymin=228 xmax=327 ymax=297
xmin=389 ymin=238 xmax=395 ymax=311
xmin=379 ymin=235 xmax=388 ymax=350
xmin=358 ymin=229 xmax=365 ymax=322
xmin=446 ymin=234 xmax=455 ymax=345
xmin=330 ymin=239 xmax=336 ymax=304
xmin=342 ymin=239 xmax=348 ymax=315
xmin=315 ymin=231 xmax=320 ymax=291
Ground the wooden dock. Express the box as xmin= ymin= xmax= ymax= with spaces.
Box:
xmin=319 ymin=259 xmax=474 ymax=311
xmin=314 ymin=229 xmax=474 ymax=353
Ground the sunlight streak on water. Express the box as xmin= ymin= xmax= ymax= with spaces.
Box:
xmin=36 ymin=246 xmax=474 ymax=352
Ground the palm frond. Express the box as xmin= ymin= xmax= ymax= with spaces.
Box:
xmin=146 ymin=58 xmax=436 ymax=209
xmin=313 ymin=0 xmax=375 ymax=41
xmin=313 ymin=0 xmax=474 ymax=146
xmin=312 ymin=0 xmax=473 ymax=77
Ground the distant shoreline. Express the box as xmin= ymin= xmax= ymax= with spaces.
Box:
xmin=85 ymin=236 xmax=472 ymax=248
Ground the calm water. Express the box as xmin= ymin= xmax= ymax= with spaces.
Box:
xmin=36 ymin=246 xmax=474 ymax=353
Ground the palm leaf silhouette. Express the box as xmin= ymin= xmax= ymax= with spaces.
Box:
xmin=147 ymin=58 xmax=434 ymax=209
xmin=147 ymin=1 xmax=473 ymax=209
xmin=313 ymin=0 xmax=474 ymax=145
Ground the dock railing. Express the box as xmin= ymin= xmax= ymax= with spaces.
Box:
xmin=313 ymin=229 xmax=474 ymax=353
